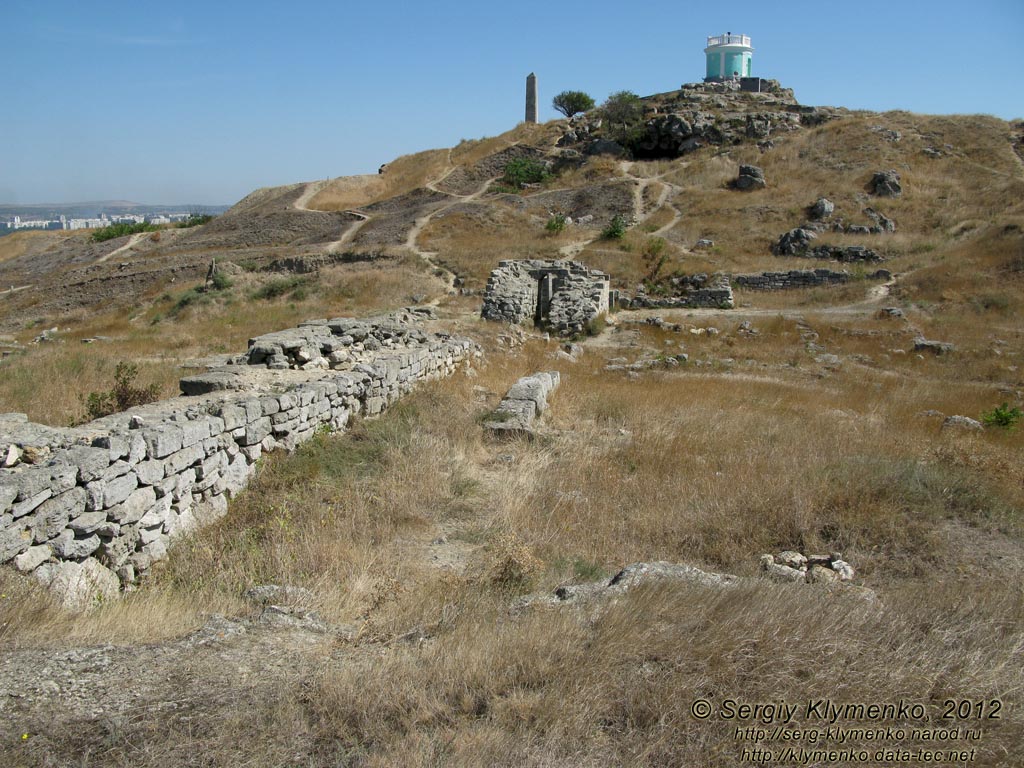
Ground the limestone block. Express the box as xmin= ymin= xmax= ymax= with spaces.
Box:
xmin=134 ymin=459 xmax=165 ymax=485
xmin=46 ymin=558 xmax=120 ymax=611
xmin=14 ymin=544 xmax=51 ymax=572
xmin=102 ymin=472 xmax=139 ymax=509
xmin=163 ymin=443 xmax=204 ymax=475
xmin=0 ymin=525 xmax=32 ymax=561
xmin=143 ymin=425 xmax=184 ymax=459
xmin=218 ymin=404 xmax=247 ymax=431
xmin=51 ymin=529 xmax=101 ymax=559
xmin=64 ymin=445 xmax=112 ymax=482
xmin=13 ymin=489 xmax=52 ymax=519
xmin=137 ymin=494 xmax=172 ymax=527
xmin=68 ymin=510 xmax=108 ymax=535
xmin=108 ymin=485 xmax=157 ymax=524
xmin=245 ymin=417 xmax=273 ymax=445
xmin=32 ymin=487 xmax=87 ymax=542
xmin=180 ymin=419 xmax=211 ymax=448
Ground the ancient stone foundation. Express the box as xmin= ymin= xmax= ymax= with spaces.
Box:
xmin=621 ymin=274 xmax=734 ymax=309
xmin=481 ymin=260 xmax=610 ymax=336
xmin=0 ymin=309 xmax=477 ymax=607
xmin=733 ymin=268 xmax=891 ymax=290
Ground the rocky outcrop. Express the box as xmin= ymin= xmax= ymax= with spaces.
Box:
xmin=870 ymin=169 xmax=902 ymax=197
xmin=484 ymin=371 xmax=560 ymax=437
xmin=0 ymin=310 xmax=478 ymax=606
xmin=759 ymin=551 xmax=858 ymax=586
xmin=772 ymin=229 xmax=883 ymax=262
xmin=734 ymin=268 xmax=891 ymax=290
xmin=734 ymin=164 xmax=766 ymax=190
xmin=481 ymin=260 xmax=610 ymax=336
xmin=914 ymin=337 xmax=955 ymax=355
xmin=809 ymin=197 xmax=835 ymax=220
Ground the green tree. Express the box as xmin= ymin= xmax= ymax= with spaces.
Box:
xmin=552 ymin=90 xmax=595 ymax=118
xmin=602 ymin=91 xmax=645 ymax=143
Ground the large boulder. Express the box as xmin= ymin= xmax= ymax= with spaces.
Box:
xmin=772 ymin=228 xmax=817 ymax=255
xmin=40 ymin=558 xmax=120 ymax=612
xmin=810 ymin=197 xmax=835 ymax=219
xmin=734 ymin=164 xmax=766 ymax=190
xmin=870 ymin=170 xmax=902 ymax=197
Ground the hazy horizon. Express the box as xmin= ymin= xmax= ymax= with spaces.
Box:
xmin=3 ymin=0 xmax=1022 ymax=206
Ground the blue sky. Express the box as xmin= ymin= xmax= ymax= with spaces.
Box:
xmin=2 ymin=0 xmax=1022 ymax=205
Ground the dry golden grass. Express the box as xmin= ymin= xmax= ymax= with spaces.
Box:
xmin=0 ymin=230 xmax=77 ymax=264
xmin=0 ymin=258 xmax=438 ymax=425
xmin=308 ymin=122 xmax=564 ymax=213
xmin=3 ymin=326 xmax=1020 ymax=764
xmin=1 ymin=109 xmax=1023 ymax=766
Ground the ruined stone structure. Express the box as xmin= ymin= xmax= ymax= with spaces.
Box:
xmin=0 ymin=309 xmax=477 ymax=606
xmin=621 ymin=273 xmax=734 ymax=309
xmin=481 ymin=260 xmax=610 ymax=335
xmin=733 ymin=268 xmax=891 ymax=290
xmin=525 ymin=73 xmax=538 ymax=124
xmin=484 ymin=371 xmax=560 ymax=437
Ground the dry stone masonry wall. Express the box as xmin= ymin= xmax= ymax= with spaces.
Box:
xmin=0 ymin=308 xmax=477 ymax=608
xmin=622 ymin=273 xmax=735 ymax=309
xmin=734 ymin=268 xmax=891 ymax=290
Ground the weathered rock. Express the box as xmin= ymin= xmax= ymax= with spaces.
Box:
xmin=608 ymin=561 xmax=738 ymax=590
xmin=806 ymin=564 xmax=838 ymax=584
xmin=485 ymin=372 xmax=561 ymax=436
xmin=584 ymin=139 xmax=627 ymax=158
xmin=775 ymin=551 xmax=808 ymax=569
xmin=14 ymin=543 xmax=51 ymax=572
xmin=830 ymin=559 xmax=856 ymax=581
xmin=942 ymin=415 xmax=983 ymax=431
xmin=914 ymin=338 xmax=954 ymax=355
xmin=810 ymin=197 xmax=835 ymax=219
xmin=870 ymin=170 xmax=902 ymax=197
xmin=759 ymin=554 xmax=804 ymax=583
xmin=50 ymin=529 xmax=101 ymax=559
xmin=47 ymin=558 xmax=120 ymax=611
xmin=734 ymin=164 xmax=766 ymax=190
xmin=772 ymin=228 xmax=817 ymax=256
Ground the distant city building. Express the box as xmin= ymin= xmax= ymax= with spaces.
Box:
xmin=704 ymin=33 xmax=753 ymax=81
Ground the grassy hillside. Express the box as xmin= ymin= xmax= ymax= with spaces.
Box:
xmin=0 ymin=89 xmax=1022 ymax=766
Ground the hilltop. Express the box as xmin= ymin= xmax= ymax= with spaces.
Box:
xmin=0 ymin=82 xmax=1022 ymax=766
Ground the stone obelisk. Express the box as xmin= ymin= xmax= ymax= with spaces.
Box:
xmin=525 ymin=73 xmax=538 ymax=124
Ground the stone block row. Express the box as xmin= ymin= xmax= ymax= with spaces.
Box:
xmin=0 ymin=311 xmax=477 ymax=608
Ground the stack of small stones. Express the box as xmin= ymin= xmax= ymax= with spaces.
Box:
xmin=759 ymin=550 xmax=855 ymax=584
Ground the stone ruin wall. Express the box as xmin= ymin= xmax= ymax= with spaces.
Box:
xmin=0 ymin=309 xmax=477 ymax=601
xmin=481 ymin=260 xmax=610 ymax=335
xmin=733 ymin=268 xmax=891 ymax=290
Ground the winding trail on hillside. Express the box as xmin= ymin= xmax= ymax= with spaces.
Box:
xmin=557 ymin=161 xmax=686 ymax=258
xmin=292 ymin=180 xmax=331 ymax=212
xmin=95 ymin=232 xmax=148 ymax=264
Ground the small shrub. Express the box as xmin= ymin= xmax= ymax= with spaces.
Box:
xmin=169 ymin=289 xmax=205 ymax=317
xmin=90 ymin=222 xmax=158 ymax=243
xmin=545 ymin=213 xmax=567 ymax=234
xmin=585 ymin=313 xmax=608 ymax=337
xmin=502 ymin=158 xmax=550 ymax=189
xmin=601 ymin=214 xmax=628 ymax=240
xmin=176 ymin=214 xmax=214 ymax=228
xmin=252 ymin=276 xmax=311 ymax=301
xmin=82 ymin=362 xmax=160 ymax=421
xmin=210 ymin=271 xmax=233 ymax=291
xmin=981 ymin=402 xmax=1022 ymax=429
